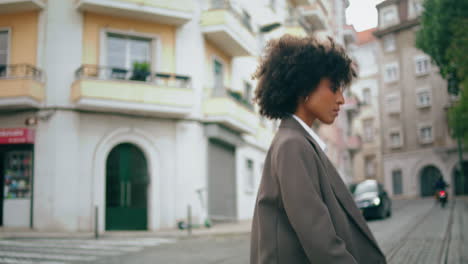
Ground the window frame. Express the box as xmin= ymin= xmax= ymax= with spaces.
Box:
xmin=388 ymin=127 xmax=403 ymax=148
xmin=415 ymin=87 xmax=432 ymax=108
xmin=100 ymin=28 xmax=161 ymax=73
xmin=362 ymin=118 xmax=374 ymax=142
xmin=380 ymin=5 xmax=399 ymax=28
xmin=418 ymin=123 xmax=434 ymax=144
xmin=382 ymin=34 xmax=396 ymax=52
xmin=385 ymin=92 xmax=401 ymax=114
xmin=384 ymin=62 xmax=399 ymax=83
xmin=0 ymin=28 xmax=11 ymax=66
xmin=362 ymin=88 xmax=371 ymax=105
xmin=244 ymin=158 xmax=255 ymax=193
xmin=414 ymin=55 xmax=431 ymax=76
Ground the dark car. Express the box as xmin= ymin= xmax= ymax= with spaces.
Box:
xmin=351 ymin=180 xmax=392 ymax=220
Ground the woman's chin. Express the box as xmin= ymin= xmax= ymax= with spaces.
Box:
xmin=319 ymin=117 xmax=335 ymax=125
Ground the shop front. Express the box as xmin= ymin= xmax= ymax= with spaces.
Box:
xmin=0 ymin=128 xmax=35 ymax=227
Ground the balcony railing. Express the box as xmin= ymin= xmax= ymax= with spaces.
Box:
xmin=212 ymin=87 xmax=254 ymax=111
xmin=75 ymin=65 xmax=191 ymax=89
xmin=208 ymin=0 xmax=253 ymax=33
xmin=0 ymin=64 xmax=44 ymax=82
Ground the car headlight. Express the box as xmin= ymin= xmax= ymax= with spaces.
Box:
xmin=373 ymin=197 xmax=381 ymax=206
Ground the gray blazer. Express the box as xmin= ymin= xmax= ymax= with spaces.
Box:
xmin=250 ymin=117 xmax=386 ymax=264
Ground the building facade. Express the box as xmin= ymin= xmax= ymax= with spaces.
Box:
xmin=374 ymin=0 xmax=468 ymax=198
xmin=348 ymin=28 xmax=384 ymax=184
xmin=0 ymin=0 xmax=350 ymax=232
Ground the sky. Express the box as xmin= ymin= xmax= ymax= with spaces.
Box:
xmin=345 ymin=0 xmax=385 ymax=32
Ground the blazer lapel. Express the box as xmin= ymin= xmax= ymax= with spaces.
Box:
xmin=310 ymin=140 xmax=384 ymax=255
xmin=280 ymin=117 xmax=383 ymax=254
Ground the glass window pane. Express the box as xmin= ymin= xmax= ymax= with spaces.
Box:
xmin=0 ymin=31 xmax=8 ymax=65
xmin=107 ymin=34 xmax=127 ymax=68
xmin=130 ymin=38 xmax=151 ymax=66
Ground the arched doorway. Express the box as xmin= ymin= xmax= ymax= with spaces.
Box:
xmin=452 ymin=161 xmax=468 ymax=195
xmin=420 ymin=165 xmax=442 ymax=197
xmin=106 ymin=143 xmax=149 ymax=230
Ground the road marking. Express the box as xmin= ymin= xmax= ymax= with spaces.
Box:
xmin=0 ymin=258 xmax=65 ymax=264
xmin=0 ymin=251 xmax=96 ymax=261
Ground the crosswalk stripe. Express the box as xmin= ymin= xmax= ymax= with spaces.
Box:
xmin=0 ymin=251 xmax=96 ymax=261
xmin=0 ymin=257 xmax=66 ymax=264
xmin=0 ymin=241 xmax=142 ymax=252
xmin=29 ymin=238 xmax=176 ymax=246
xmin=0 ymin=246 xmax=122 ymax=256
xmin=0 ymin=237 xmax=176 ymax=263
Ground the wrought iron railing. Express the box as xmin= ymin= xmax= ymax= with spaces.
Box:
xmin=0 ymin=64 xmax=44 ymax=82
xmin=75 ymin=65 xmax=192 ymax=89
xmin=209 ymin=0 xmax=254 ymax=34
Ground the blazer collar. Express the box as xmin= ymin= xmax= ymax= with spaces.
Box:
xmin=279 ymin=117 xmax=322 ymax=150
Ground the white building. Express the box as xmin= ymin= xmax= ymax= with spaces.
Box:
xmin=0 ymin=0 xmax=344 ymax=232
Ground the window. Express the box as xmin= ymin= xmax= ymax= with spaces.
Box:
xmin=107 ymin=33 xmax=151 ymax=79
xmin=244 ymin=81 xmax=252 ymax=103
xmin=383 ymin=34 xmax=396 ymax=52
xmin=416 ymin=88 xmax=432 ymax=108
xmin=245 ymin=159 xmax=255 ymax=193
xmin=0 ymin=30 xmax=9 ymax=77
xmin=363 ymin=119 xmax=374 ymax=142
xmin=414 ymin=56 xmax=430 ymax=76
xmin=213 ymin=58 xmax=224 ymax=95
xmin=0 ymin=30 xmax=8 ymax=65
xmin=389 ymin=130 xmax=402 ymax=148
xmin=362 ymin=88 xmax=371 ymax=105
xmin=380 ymin=6 xmax=398 ymax=27
xmin=384 ymin=63 xmax=399 ymax=83
xmin=365 ymin=156 xmax=376 ymax=179
xmin=385 ymin=93 xmax=401 ymax=114
xmin=418 ymin=124 xmax=433 ymax=144
xmin=392 ymin=169 xmax=403 ymax=195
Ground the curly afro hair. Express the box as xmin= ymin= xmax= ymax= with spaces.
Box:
xmin=253 ymin=35 xmax=357 ymax=119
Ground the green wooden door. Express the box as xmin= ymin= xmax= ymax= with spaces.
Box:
xmin=106 ymin=143 xmax=148 ymax=230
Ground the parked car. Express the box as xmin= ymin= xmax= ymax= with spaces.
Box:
xmin=351 ymin=179 xmax=392 ymax=220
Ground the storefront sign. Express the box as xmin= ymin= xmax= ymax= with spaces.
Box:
xmin=0 ymin=128 xmax=35 ymax=144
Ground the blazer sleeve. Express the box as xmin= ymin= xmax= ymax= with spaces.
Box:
xmin=276 ymin=138 xmax=357 ymax=264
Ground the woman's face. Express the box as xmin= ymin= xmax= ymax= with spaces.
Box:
xmin=305 ymin=78 xmax=345 ymax=125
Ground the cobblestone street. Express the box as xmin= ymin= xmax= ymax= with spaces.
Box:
xmin=0 ymin=198 xmax=466 ymax=263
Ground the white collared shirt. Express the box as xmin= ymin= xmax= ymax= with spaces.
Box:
xmin=292 ymin=115 xmax=327 ymax=152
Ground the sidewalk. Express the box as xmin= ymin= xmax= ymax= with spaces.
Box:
xmin=0 ymin=220 xmax=252 ymax=240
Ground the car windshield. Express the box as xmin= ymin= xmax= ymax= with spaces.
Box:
xmin=353 ymin=181 xmax=378 ymax=195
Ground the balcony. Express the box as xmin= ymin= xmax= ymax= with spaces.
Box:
xmin=346 ymin=135 xmax=362 ymax=152
xmin=284 ymin=18 xmax=308 ymax=37
xmin=0 ymin=0 xmax=45 ymax=14
xmin=201 ymin=0 xmax=256 ymax=57
xmin=291 ymin=0 xmax=312 ymax=6
xmin=75 ymin=0 xmax=194 ymax=26
xmin=71 ymin=65 xmax=194 ymax=117
xmin=299 ymin=1 xmax=328 ymax=31
xmin=203 ymin=88 xmax=257 ymax=134
xmin=0 ymin=64 xmax=45 ymax=109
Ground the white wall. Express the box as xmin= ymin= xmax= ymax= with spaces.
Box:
xmin=77 ymin=113 xmax=179 ymax=232
xmin=236 ymin=144 xmax=266 ymax=220
xmin=42 ymin=0 xmax=83 ymax=107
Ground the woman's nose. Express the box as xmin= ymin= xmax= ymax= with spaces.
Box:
xmin=336 ymin=91 xmax=345 ymax=105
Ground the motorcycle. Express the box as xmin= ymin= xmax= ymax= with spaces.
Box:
xmin=437 ymin=190 xmax=448 ymax=208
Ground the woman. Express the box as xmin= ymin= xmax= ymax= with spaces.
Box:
xmin=250 ymin=35 xmax=386 ymax=264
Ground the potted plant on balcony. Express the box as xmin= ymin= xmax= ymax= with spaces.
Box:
xmin=130 ymin=62 xmax=151 ymax=81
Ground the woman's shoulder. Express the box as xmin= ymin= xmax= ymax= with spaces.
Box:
xmin=271 ymin=128 xmax=311 ymax=153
